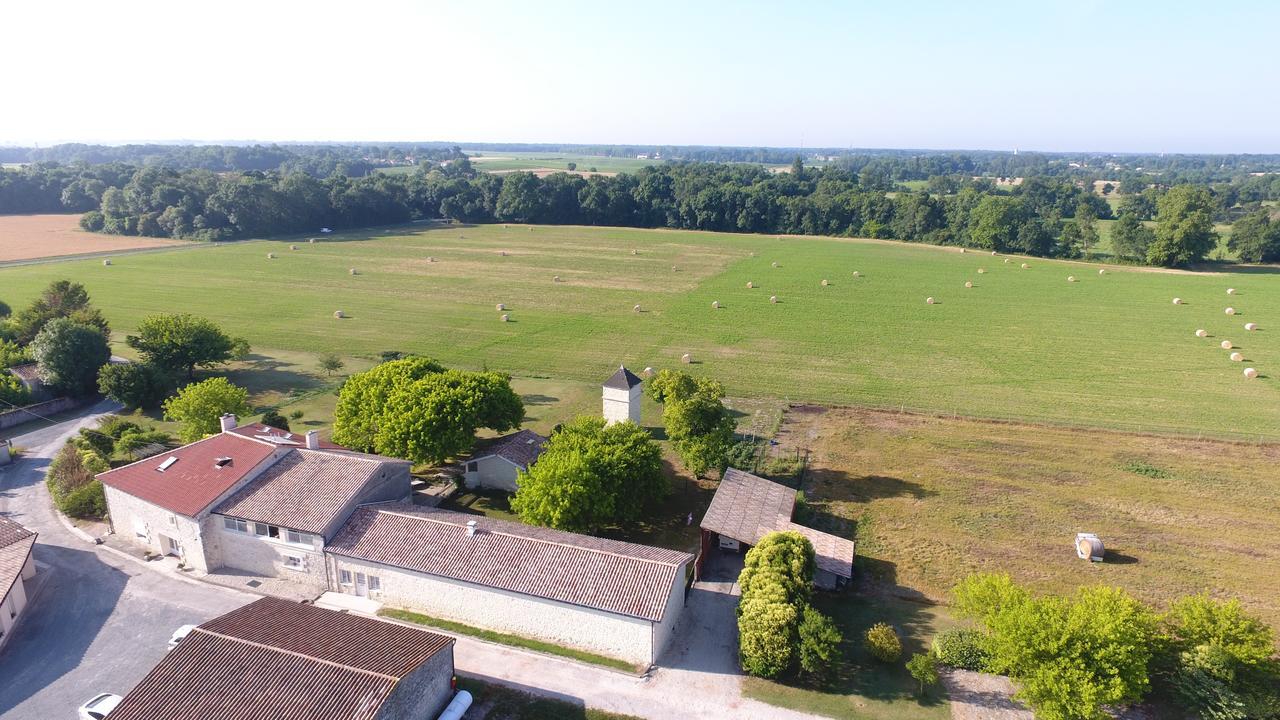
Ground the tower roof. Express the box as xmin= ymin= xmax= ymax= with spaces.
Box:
xmin=603 ymin=365 xmax=643 ymax=390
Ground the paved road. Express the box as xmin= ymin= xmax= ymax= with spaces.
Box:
xmin=0 ymin=402 xmax=247 ymax=719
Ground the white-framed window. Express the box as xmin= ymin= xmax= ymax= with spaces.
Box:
xmin=133 ymin=520 xmax=149 ymax=539
xmin=339 ymin=569 xmax=353 ymax=585
xmin=282 ymin=555 xmax=305 ymax=571
xmin=368 ymin=575 xmax=381 ymax=592
xmin=286 ymin=529 xmax=310 ymax=546
xmin=254 ymin=523 xmax=269 ymax=537
xmin=222 ymin=517 xmax=248 ymax=534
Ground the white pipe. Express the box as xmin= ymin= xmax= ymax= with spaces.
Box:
xmin=437 ymin=690 xmax=473 ymax=720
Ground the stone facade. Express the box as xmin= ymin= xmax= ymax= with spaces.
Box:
xmin=374 ymin=642 xmax=455 ymax=720
xmin=462 ymin=455 xmax=520 ymax=493
xmin=212 ymin=523 xmax=328 ymax=593
xmin=104 ymin=485 xmax=215 ymax=571
xmin=602 ymin=384 xmax=642 ymax=425
xmin=329 ymin=554 xmax=688 ymax=666
xmin=0 ymin=554 xmax=36 ymax=643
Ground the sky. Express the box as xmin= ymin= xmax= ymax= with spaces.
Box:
xmin=3 ymin=0 xmax=1276 ymax=153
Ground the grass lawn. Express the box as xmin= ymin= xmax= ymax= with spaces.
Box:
xmin=742 ymin=593 xmax=956 ymax=720
xmin=462 ymin=151 xmax=659 ymax=174
xmin=380 ymin=608 xmax=641 ymax=673
xmin=457 ymin=677 xmax=642 ymax=720
xmin=2 ymin=223 xmax=1277 ymax=438
xmin=785 ymin=405 xmax=1280 ymax=627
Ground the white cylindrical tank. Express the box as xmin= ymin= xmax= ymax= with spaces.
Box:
xmin=437 ymin=690 xmax=473 ymax=720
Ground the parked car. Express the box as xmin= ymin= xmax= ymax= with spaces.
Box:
xmin=168 ymin=624 xmax=197 ymax=648
xmin=78 ymin=693 xmax=122 ymax=720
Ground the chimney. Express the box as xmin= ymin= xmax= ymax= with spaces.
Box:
xmin=466 ymin=520 xmax=477 ymax=537
xmin=305 ymin=430 xmax=320 ymax=450
xmin=219 ymin=414 xmax=237 ymax=432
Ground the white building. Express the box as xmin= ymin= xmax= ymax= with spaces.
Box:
xmin=462 ymin=429 xmax=547 ymax=493
xmin=99 ymin=416 xmax=410 ymax=589
xmin=0 ymin=516 xmax=38 ymax=647
xmin=602 ymin=366 xmax=643 ymax=425
xmin=326 ymin=504 xmax=693 ymax=666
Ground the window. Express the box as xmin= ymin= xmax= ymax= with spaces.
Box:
xmin=254 ymin=523 xmax=269 ymax=536
xmin=267 ymin=525 xmax=280 ymax=539
xmin=223 ymin=517 xmax=248 ymax=534
xmin=368 ymin=575 xmax=381 ymax=592
xmin=286 ymin=529 xmax=310 ymax=546
xmin=339 ymin=569 xmax=352 ymax=585
xmin=134 ymin=520 xmax=148 ymax=539
xmin=282 ymin=555 xmax=304 ymax=571
xmin=466 ymin=461 xmax=478 ymax=472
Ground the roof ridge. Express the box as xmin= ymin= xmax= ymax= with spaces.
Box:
xmin=374 ymin=508 xmax=686 ymax=567
xmin=97 ymin=432 xmax=250 ymax=479
xmin=295 ymin=448 xmax=384 ymax=465
xmin=191 ymin=627 xmax=400 ymax=682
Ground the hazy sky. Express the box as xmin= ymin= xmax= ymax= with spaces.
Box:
xmin=4 ymin=1 xmax=1275 ymax=153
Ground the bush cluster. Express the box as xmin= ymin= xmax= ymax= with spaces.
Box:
xmin=932 ymin=628 xmax=991 ymax=672
xmin=863 ymin=622 xmax=903 ymax=663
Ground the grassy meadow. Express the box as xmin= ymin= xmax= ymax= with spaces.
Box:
xmin=1 ymin=223 xmax=1277 ymax=438
xmin=463 ymin=151 xmax=660 ymax=174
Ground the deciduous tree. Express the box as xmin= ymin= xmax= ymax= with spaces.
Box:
xmin=30 ymin=318 xmax=111 ymax=397
xmin=163 ymin=377 xmax=252 ymax=443
xmin=126 ymin=313 xmax=249 ymax=379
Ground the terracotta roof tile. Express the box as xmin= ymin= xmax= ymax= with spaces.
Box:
xmin=471 ymin=429 xmax=546 ymax=468
xmin=0 ymin=516 xmax=36 ymax=605
xmin=328 ymin=506 xmax=691 ymax=622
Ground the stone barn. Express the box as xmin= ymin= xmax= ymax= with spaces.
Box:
xmin=326 ymin=504 xmax=693 ymax=666
xmin=699 ymin=467 xmax=855 ymax=590
xmin=462 ymin=428 xmax=547 ymax=492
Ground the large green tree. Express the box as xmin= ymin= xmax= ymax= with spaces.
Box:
xmin=1160 ymin=593 xmax=1280 ymax=718
xmin=29 ymin=318 xmax=111 ymax=397
xmin=332 ymin=356 xmax=446 ymax=451
xmin=1109 ymin=212 xmax=1154 ymax=262
xmin=1147 ymin=185 xmax=1219 ymax=267
xmin=374 ymin=369 xmax=524 ymax=464
xmin=645 ymin=369 xmax=736 ymax=477
xmin=162 ymin=377 xmax=252 ymax=443
xmin=9 ymin=280 xmax=110 ymax=345
xmin=511 ymin=415 xmax=665 ymax=532
xmin=126 ymin=313 xmax=249 ymax=379
xmin=98 ymin=362 xmax=173 ymax=410
xmin=495 ymin=171 xmax=543 ymax=222
xmin=1227 ymin=209 xmax=1280 ymax=263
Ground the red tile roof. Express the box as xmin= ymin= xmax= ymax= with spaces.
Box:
xmin=6 ymin=363 xmax=40 ymax=384
xmin=215 ymin=450 xmax=401 ymax=536
xmin=108 ymin=597 xmax=454 ymax=720
xmin=0 ymin=516 xmax=36 ymax=605
xmin=328 ymin=506 xmax=692 ymax=622
xmin=98 ymin=433 xmax=278 ymax=517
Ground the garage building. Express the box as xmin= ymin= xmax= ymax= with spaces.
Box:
xmin=0 ymin=517 xmax=38 ymax=647
xmin=461 ymin=428 xmax=546 ymax=492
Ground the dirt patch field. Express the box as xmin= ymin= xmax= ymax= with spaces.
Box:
xmin=0 ymin=214 xmax=181 ymax=262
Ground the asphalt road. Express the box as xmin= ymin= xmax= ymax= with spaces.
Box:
xmin=0 ymin=402 xmax=247 ymax=719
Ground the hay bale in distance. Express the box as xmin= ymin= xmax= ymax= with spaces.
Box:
xmin=643 ymin=366 xmax=654 ymax=376
xmin=1221 ymin=340 xmax=1233 ymax=349
xmin=926 ymin=297 xmax=935 ymax=305
xmin=333 ymin=310 xmax=345 ymax=319
xmin=267 ymin=252 xmax=276 ymax=259
xmin=1021 ymin=263 xmax=1030 ymax=269
xmin=632 ymin=249 xmax=639 ymax=255
xmin=1227 ymin=288 xmax=1237 ymax=295
xmin=634 ymin=304 xmax=642 ymax=313
xmin=1196 ymin=329 xmax=1208 ymax=338
xmin=427 ymin=256 xmax=436 ymax=263
xmin=852 ymin=271 xmax=861 ymax=278
xmin=1068 ymin=276 xmax=1076 ymax=282
xmin=991 ymin=250 xmax=997 ymax=256
xmin=960 ymin=248 xmax=966 ymax=253
xmin=821 ymin=279 xmax=829 ymax=287
xmin=1098 ymin=268 xmax=1105 ymax=275
xmin=309 ymin=238 xmax=316 ymax=243
xmin=1230 ymin=352 xmax=1244 ymax=362
xmin=553 ymin=275 xmax=561 ymax=282
xmin=1225 ymin=307 xmax=1236 ymax=315
xmin=290 ymin=244 xmax=298 ymax=251
xmin=977 ymin=268 xmax=986 ymax=274
xmin=1004 ymin=258 xmax=1011 ymax=264
xmin=349 ymin=268 xmax=358 ymax=275
xmin=964 ymin=281 xmax=973 ymax=288
xmin=770 ymin=295 xmax=778 ymax=304
xmin=672 ymin=265 xmax=678 ymax=271
xmin=712 ymin=300 xmax=720 ymax=309
xmin=681 ymin=353 xmax=692 ymax=364
xmin=495 ymin=303 xmax=505 ymax=311
xmin=747 ymin=281 xmax=754 ymax=289
xmin=771 ymin=261 xmax=779 ymax=268
xmin=1244 ymin=367 xmax=1258 ymax=379
xmin=1172 ymin=297 xmax=1182 ymax=305
xmin=102 ymin=259 xmax=111 ymax=266
xmin=500 ymin=314 xmax=510 ymax=322
xmin=1245 ymin=322 xmax=1258 ymax=331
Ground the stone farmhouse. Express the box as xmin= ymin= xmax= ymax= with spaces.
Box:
xmin=108 ymin=596 xmax=456 ymax=720
xmin=461 ymin=428 xmax=546 ymax=492
xmin=0 ymin=516 xmax=38 ymax=647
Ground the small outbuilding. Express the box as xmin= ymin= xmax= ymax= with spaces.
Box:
xmin=0 ymin=516 xmax=38 ymax=649
xmin=462 ymin=429 xmax=548 ymax=493
xmin=602 ymin=365 xmax=644 ymax=426
xmin=699 ymin=467 xmax=855 ymax=590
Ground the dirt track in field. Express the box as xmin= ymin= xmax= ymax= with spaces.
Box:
xmin=0 ymin=214 xmax=181 ymax=262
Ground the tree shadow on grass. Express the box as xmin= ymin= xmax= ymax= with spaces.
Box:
xmin=223 ymin=354 xmax=325 ymax=397
xmin=806 ymin=467 xmax=938 ymax=502
xmin=520 ymin=394 xmax=558 ymax=406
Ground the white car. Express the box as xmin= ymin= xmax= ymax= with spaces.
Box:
xmin=168 ymin=624 xmax=197 ymax=648
xmin=78 ymin=693 xmax=122 ymax=720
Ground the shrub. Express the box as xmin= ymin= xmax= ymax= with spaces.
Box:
xmin=260 ymin=410 xmax=289 ymax=431
xmin=738 ymin=531 xmax=815 ymax=607
xmin=933 ymin=628 xmax=992 ymax=671
xmin=98 ymin=362 xmax=174 ymax=409
xmin=57 ymin=480 xmax=107 ymax=518
xmin=163 ymin=377 xmax=252 ymax=443
xmin=739 ymin=599 xmax=798 ymax=678
xmin=288 ymin=410 xmax=304 ymax=420
xmin=0 ymin=372 xmax=30 ymax=407
xmin=864 ymin=623 xmax=902 ymax=663
xmin=797 ymin=604 xmax=843 ymax=681
xmin=907 ymin=652 xmax=941 ymax=696
xmin=47 ymin=443 xmax=96 ymax=496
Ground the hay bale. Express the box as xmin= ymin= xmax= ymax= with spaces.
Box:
xmin=1172 ymin=297 xmax=1182 ymax=305
xmin=960 ymin=248 xmax=966 ymax=253
xmin=771 ymin=261 xmax=779 ymax=268
xmin=747 ymin=281 xmax=754 ymax=289
xmin=632 ymin=249 xmax=639 ymax=255
xmin=102 ymin=259 xmax=111 ymax=266
xmin=267 ymin=252 xmax=276 ymax=259
xmin=964 ymin=281 xmax=973 ymax=288
xmin=643 ymin=366 xmax=654 ymax=376
xmin=309 ymin=238 xmax=316 ymax=243
xmin=504 ymin=224 xmax=509 ymax=229
xmin=1021 ymin=263 xmax=1030 ymax=269
xmin=852 ymin=271 xmax=861 ymax=278
xmin=427 ymin=256 xmax=436 ymax=263
xmin=681 ymin=353 xmax=692 ymax=364
xmin=1221 ymin=340 xmax=1233 ymax=350
xmin=495 ymin=303 xmax=505 ymax=311
xmin=672 ymin=265 xmax=678 ymax=271
xmin=1230 ymin=352 xmax=1244 ymax=362
xmin=977 ymin=268 xmax=986 ymax=274
xmin=926 ymin=297 xmax=935 ymax=305
xmin=1227 ymin=288 xmax=1237 ymax=295
xmin=500 ymin=314 xmax=510 ymax=322
xmin=333 ymin=310 xmax=345 ymax=319
xmin=1098 ymin=268 xmax=1105 ymax=275
xmin=749 ymin=251 xmax=756 ymax=257
xmin=1244 ymin=367 xmax=1258 ymax=379
xmin=553 ymin=275 xmax=561 ymax=282
xmin=712 ymin=300 xmax=720 ymax=309
xmin=821 ymin=279 xmax=829 ymax=287
xmin=349 ymin=268 xmax=358 ymax=275
xmin=1067 ymin=276 xmax=1076 ymax=282
xmin=991 ymin=250 xmax=997 ymax=256
xmin=1225 ymin=307 xmax=1236 ymax=315
xmin=499 ymin=251 xmax=507 ymax=257
xmin=290 ymin=244 xmax=298 ymax=251
xmin=634 ymin=304 xmax=642 ymax=313
xmin=1004 ymin=258 xmax=1010 ymax=264
xmin=770 ymin=295 xmax=778 ymax=304
xmin=1245 ymin=322 xmax=1258 ymax=331
xmin=1196 ymin=329 xmax=1208 ymax=338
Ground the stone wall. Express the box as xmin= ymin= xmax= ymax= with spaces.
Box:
xmin=376 ymin=643 xmax=455 ymax=720
xmin=103 ymin=485 xmax=211 ymax=571
xmin=212 ymin=522 xmax=327 ymax=593
xmin=0 ymin=396 xmax=83 ymax=431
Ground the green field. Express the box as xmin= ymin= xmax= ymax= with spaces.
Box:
xmin=463 ymin=151 xmax=660 ymax=174
xmin=1 ymin=223 xmax=1277 ymax=437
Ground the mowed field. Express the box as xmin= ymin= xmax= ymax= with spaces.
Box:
xmin=0 ymin=214 xmax=180 ymax=262
xmin=462 ymin=151 xmax=660 ymax=174
xmin=1 ymin=223 xmax=1277 ymax=437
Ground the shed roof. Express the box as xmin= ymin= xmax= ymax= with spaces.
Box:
xmin=107 ymin=597 xmax=454 ymax=720
xmin=0 ymin=516 xmax=36 ymax=605
xmin=471 ymin=428 xmax=547 ymax=468
xmin=328 ymin=505 xmax=691 ymax=622
xmin=700 ymin=467 xmax=855 ymax=580
xmin=214 ymin=449 xmax=402 ymax=537
xmin=7 ymin=363 xmax=40 ymax=383
xmin=603 ymin=365 xmax=643 ymax=390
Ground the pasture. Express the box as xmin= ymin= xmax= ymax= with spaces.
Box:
xmin=0 ymin=213 xmax=180 ymax=263
xmin=463 ymin=151 xmax=659 ymax=174
xmin=0 ymin=222 xmax=1277 ymax=438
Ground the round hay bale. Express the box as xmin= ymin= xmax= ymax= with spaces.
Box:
xmin=681 ymin=353 xmax=692 ymax=364
xmin=712 ymin=300 xmax=720 ymax=309
xmin=634 ymin=304 xmax=642 ymax=313
xmin=771 ymin=261 xmax=779 ymax=268
xmin=504 ymin=225 xmax=509 ymax=229
xmin=852 ymin=271 xmax=861 ymax=278
xmin=643 ymin=366 xmax=654 ymax=376
xmin=500 ymin=314 xmax=510 ymax=322
xmin=1227 ymin=288 xmax=1236 ymax=295
xmin=1225 ymin=307 xmax=1236 ymax=315
xmin=1221 ymin=340 xmax=1233 ymax=350
xmin=102 ymin=259 xmax=111 ymax=266
xmin=977 ymin=268 xmax=986 ymax=274
xmin=964 ymin=281 xmax=973 ymax=288
xmin=267 ymin=252 xmax=276 ymax=259
xmin=1098 ymin=268 xmax=1105 ymax=275
xmin=528 ymin=227 xmax=533 ymax=231
xmin=495 ymin=303 xmax=505 ymax=311
xmin=290 ymin=244 xmax=298 ymax=251
xmin=1004 ymin=258 xmax=1011 ymax=264
xmin=1244 ymin=367 xmax=1258 ymax=379
xmin=821 ymin=279 xmax=829 ymax=287
xmin=427 ymin=256 xmax=436 ymax=263
xmin=749 ymin=251 xmax=756 ymax=257
xmin=746 ymin=281 xmax=754 ymax=289
xmin=1245 ymin=322 xmax=1258 ymax=331
xmin=333 ymin=310 xmax=345 ymax=319
xmin=770 ymin=295 xmax=778 ymax=304
xmin=991 ymin=250 xmax=998 ymax=256
xmin=1068 ymin=276 xmax=1076 ymax=283
xmin=1021 ymin=263 xmax=1030 ymax=269
xmin=926 ymin=297 xmax=935 ymax=305
xmin=553 ymin=275 xmax=561 ymax=282
xmin=1230 ymin=352 xmax=1244 ymax=362
xmin=1196 ymin=329 xmax=1208 ymax=338
xmin=672 ymin=265 xmax=677 ymax=271
xmin=499 ymin=251 xmax=507 ymax=257
xmin=959 ymin=248 xmax=966 ymax=253
xmin=349 ymin=268 xmax=358 ymax=275
xmin=1172 ymin=297 xmax=1182 ymax=305
xmin=632 ymin=249 xmax=639 ymax=255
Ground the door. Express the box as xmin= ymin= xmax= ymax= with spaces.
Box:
xmin=162 ymin=535 xmax=181 ymax=557
xmin=355 ymin=572 xmax=368 ymax=597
